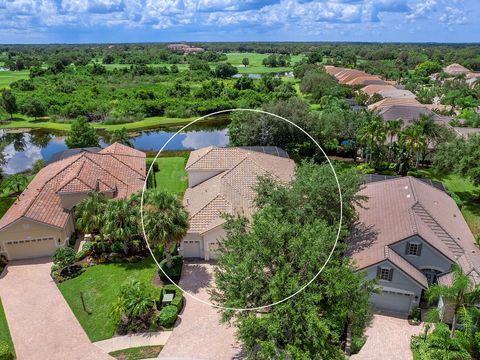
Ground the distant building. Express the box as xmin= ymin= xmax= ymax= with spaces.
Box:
xmin=168 ymin=43 xmax=204 ymax=54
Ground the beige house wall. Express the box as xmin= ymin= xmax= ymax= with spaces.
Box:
xmin=0 ymin=217 xmax=74 ymax=260
xmin=180 ymin=226 xmax=226 ymax=261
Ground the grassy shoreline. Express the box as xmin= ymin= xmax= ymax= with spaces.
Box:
xmin=0 ymin=115 xmax=197 ymax=132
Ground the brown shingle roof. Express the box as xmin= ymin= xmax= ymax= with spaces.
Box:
xmin=350 ymin=177 xmax=480 ymax=284
xmin=0 ymin=143 xmax=146 ymax=230
xmin=443 ymin=63 xmax=470 ymax=76
xmin=361 ymin=84 xmax=398 ymax=96
xmin=184 ymin=147 xmax=295 ymax=234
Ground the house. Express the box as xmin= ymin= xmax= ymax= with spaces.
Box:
xmin=443 ymin=63 xmax=471 ymax=76
xmin=349 ymin=177 xmax=480 ymax=316
xmin=180 ymin=146 xmax=295 ymax=260
xmin=368 ymin=97 xmax=422 ymax=111
xmin=361 ymin=84 xmax=398 ymax=96
xmin=324 ymin=65 xmax=388 ymax=86
xmin=0 ymin=143 xmax=146 ymax=260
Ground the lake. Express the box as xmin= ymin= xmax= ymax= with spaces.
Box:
xmin=1 ymin=119 xmax=229 ymax=174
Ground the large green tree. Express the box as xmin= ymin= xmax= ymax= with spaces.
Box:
xmin=1 ymin=89 xmax=17 ymax=119
xmin=211 ymin=162 xmax=374 ymax=359
xmin=65 ymin=117 xmax=99 ymax=149
xmin=433 ymin=134 xmax=480 ymax=186
xmin=109 ymin=127 xmax=133 ymax=147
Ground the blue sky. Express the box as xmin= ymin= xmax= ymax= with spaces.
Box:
xmin=0 ymin=0 xmax=479 ymax=44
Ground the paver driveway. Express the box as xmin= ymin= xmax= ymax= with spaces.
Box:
xmin=159 ymin=261 xmax=243 ymax=360
xmin=351 ymin=314 xmax=424 ymax=360
xmin=0 ymin=258 xmax=112 ymax=360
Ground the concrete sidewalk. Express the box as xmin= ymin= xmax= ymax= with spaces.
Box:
xmin=94 ymin=331 xmax=172 ymax=353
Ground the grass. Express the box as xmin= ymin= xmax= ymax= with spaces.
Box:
xmin=109 ymin=345 xmax=163 ymax=360
xmin=0 ymin=70 xmax=29 ymax=89
xmin=57 ymin=257 xmax=158 ymax=342
xmin=415 ymin=169 xmax=480 ymax=238
xmin=0 ymin=115 xmax=196 ymax=132
xmin=226 ymin=52 xmax=304 ymax=74
xmin=147 ymin=157 xmax=188 ymax=195
xmin=0 ymin=298 xmax=15 ymax=357
xmin=0 ymin=197 xmax=16 ymax=218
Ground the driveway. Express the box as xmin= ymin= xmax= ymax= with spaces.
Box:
xmin=0 ymin=258 xmax=112 ymax=360
xmin=350 ymin=314 xmax=425 ymax=360
xmin=159 ymin=261 xmax=243 ymax=360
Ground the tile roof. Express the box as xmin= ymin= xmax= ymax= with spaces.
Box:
xmin=183 ymin=147 xmax=295 ymax=234
xmin=368 ymin=98 xmax=422 ymax=110
xmin=0 ymin=143 xmax=146 ymax=230
xmin=350 ymin=177 xmax=480 ymax=284
xmin=361 ymin=84 xmax=398 ymax=96
xmin=443 ymin=63 xmax=470 ymax=76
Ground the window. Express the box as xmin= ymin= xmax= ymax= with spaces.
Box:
xmin=421 ymin=268 xmax=442 ymax=285
xmin=378 ymin=267 xmax=393 ymax=281
xmin=405 ymin=241 xmax=422 ymax=256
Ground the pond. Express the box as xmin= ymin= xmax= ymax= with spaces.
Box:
xmin=1 ymin=117 xmax=229 ymax=174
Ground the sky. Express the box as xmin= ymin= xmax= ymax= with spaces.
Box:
xmin=0 ymin=0 xmax=479 ymax=44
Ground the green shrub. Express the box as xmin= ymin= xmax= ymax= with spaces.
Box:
xmin=0 ymin=340 xmax=13 ymax=360
xmin=52 ymin=247 xmax=76 ymax=267
xmin=76 ymin=241 xmax=93 ymax=261
xmin=163 ymin=284 xmax=184 ymax=311
xmin=350 ymin=335 xmax=366 ymax=355
xmin=153 ymin=244 xmax=165 ymax=261
xmin=158 ymin=255 xmax=183 ymax=282
xmin=158 ymin=305 xmax=178 ymax=328
xmin=449 ymin=192 xmax=464 ymax=208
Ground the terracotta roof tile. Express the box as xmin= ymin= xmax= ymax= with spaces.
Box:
xmin=0 ymin=143 xmax=146 ymax=230
xmin=184 ymin=147 xmax=295 ymax=234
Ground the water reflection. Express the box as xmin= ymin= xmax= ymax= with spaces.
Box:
xmin=0 ymin=120 xmax=229 ymax=174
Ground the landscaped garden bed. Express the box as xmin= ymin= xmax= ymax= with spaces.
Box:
xmin=109 ymin=345 xmax=163 ymax=360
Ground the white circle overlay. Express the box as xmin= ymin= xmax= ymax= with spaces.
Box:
xmin=140 ymin=109 xmax=343 ymax=311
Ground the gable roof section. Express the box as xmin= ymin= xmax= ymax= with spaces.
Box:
xmin=368 ymin=97 xmax=421 ymax=110
xmin=184 ymin=147 xmax=295 ymax=234
xmin=0 ymin=143 xmax=146 ymax=230
xmin=350 ymin=177 xmax=480 ymax=283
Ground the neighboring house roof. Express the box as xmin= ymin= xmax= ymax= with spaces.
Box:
xmin=349 ymin=177 xmax=480 ymax=284
xmin=377 ymin=105 xmax=436 ymax=123
xmin=0 ymin=143 xmax=146 ymax=230
xmin=361 ymin=84 xmax=397 ymax=96
xmin=443 ymin=63 xmax=471 ymax=76
xmin=377 ymin=89 xmax=416 ymax=99
xmin=47 ymin=147 xmax=101 ymax=164
xmin=184 ymin=147 xmax=295 ymax=235
xmin=368 ymin=98 xmax=421 ymax=110
xmin=346 ymin=76 xmax=384 ymax=86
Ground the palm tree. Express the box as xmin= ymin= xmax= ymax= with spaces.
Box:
xmin=457 ymin=306 xmax=480 ymax=356
xmin=357 ymin=111 xmax=386 ymax=165
xmin=109 ymin=127 xmax=133 ymax=147
xmin=386 ymin=119 xmax=403 ymax=145
xmin=416 ymin=323 xmax=471 ymax=360
xmin=143 ymin=190 xmax=189 ymax=268
xmin=400 ymin=125 xmax=427 ymax=168
xmin=427 ymin=265 xmax=480 ymax=337
xmin=111 ymin=279 xmax=155 ymax=326
xmin=75 ymin=192 xmax=107 ymax=236
xmin=103 ymin=198 xmax=139 ymax=255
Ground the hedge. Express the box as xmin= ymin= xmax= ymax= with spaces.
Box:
xmin=158 ymin=255 xmax=183 ymax=282
xmin=163 ymin=284 xmax=184 ymax=311
xmin=158 ymin=305 xmax=178 ymax=328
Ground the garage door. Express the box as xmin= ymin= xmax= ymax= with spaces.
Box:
xmin=5 ymin=237 xmax=56 ymax=260
xmin=182 ymin=240 xmax=201 ymax=258
xmin=372 ymin=289 xmax=413 ymax=314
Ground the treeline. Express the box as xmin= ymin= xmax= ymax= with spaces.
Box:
xmin=1 ymin=63 xmax=296 ymax=123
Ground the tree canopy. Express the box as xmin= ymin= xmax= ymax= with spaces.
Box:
xmin=65 ymin=117 xmax=100 ymax=149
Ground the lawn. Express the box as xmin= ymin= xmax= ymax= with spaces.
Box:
xmin=0 ymin=298 xmax=15 ymax=357
xmin=109 ymin=345 xmax=163 ymax=360
xmin=416 ymin=169 xmax=480 ymax=238
xmin=0 ymin=70 xmax=29 ymax=89
xmin=147 ymin=157 xmax=188 ymax=195
xmin=0 ymin=115 xmax=196 ymax=132
xmin=58 ymin=257 xmax=158 ymax=342
xmin=226 ymin=52 xmax=304 ymax=74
